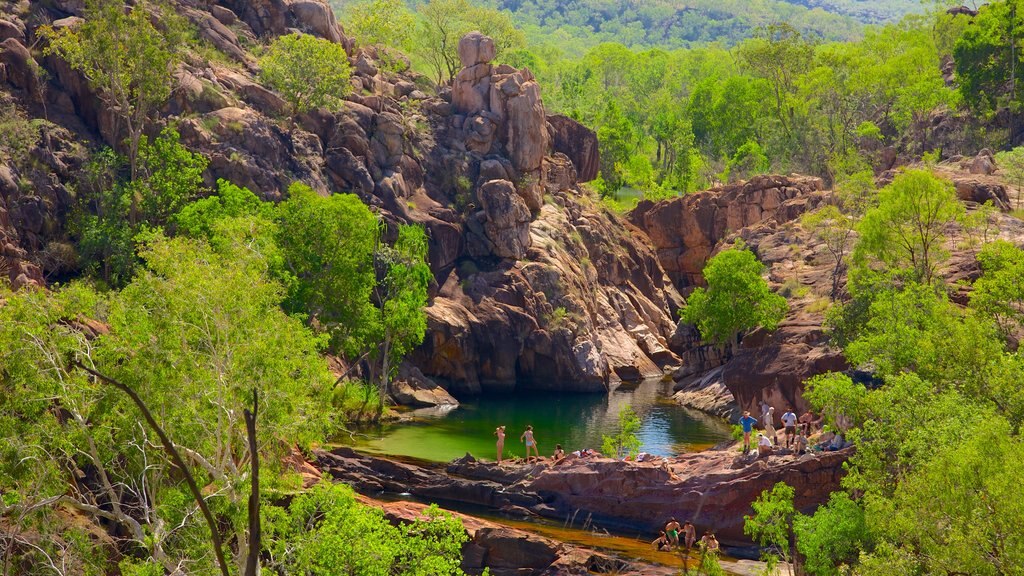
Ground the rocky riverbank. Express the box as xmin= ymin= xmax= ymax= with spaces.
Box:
xmin=316 ymin=444 xmax=850 ymax=548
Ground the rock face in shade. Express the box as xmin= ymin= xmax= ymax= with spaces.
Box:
xmin=317 ymin=446 xmax=850 ymax=548
xmin=547 ymin=114 xmax=599 ymax=182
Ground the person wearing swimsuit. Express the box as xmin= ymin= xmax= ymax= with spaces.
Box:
xmin=665 ymin=518 xmax=681 ymax=548
xmin=495 ymin=425 xmax=506 ymax=464
xmin=521 ymin=425 xmax=539 ymax=462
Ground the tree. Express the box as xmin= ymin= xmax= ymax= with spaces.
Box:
xmin=801 ymin=204 xmax=855 ymax=300
xmin=995 ymin=146 xmax=1024 ymax=209
xmin=970 ymin=240 xmax=1024 ymax=341
xmin=854 ymin=169 xmax=964 ymax=285
xmin=954 ymin=0 xmax=1023 ymax=144
xmin=737 ymin=24 xmax=815 ymax=143
xmin=41 ymin=0 xmax=186 ymax=185
xmin=0 ymin=231 xmax=336 ymax=574
xmin=275 ymin=183 xmax=379 ymax=357
xmin=258 ymin=33 xmax=352 ymax=117
xmin=344 ymin=0 xmax=416 ymax=51
xmin=744 ymin=482 xmax=797 ymax=576
xmin=73 ymin=129 xmax=207 ymax=287
xmin=793 ymin=492 xmax=868 ymax=576
xmin=601 ymin=405 xmax=642 ymax=459
xmin=415 ymin=0 xmax=525 ymax=83
xmin=595 ymin=100 xmax=635 ymax=197
xmin=262 ymin=482 xmax=471 ymax=576
xmin=371 ymin=224 xmax=432 ymax=407
xmin=682 ymin=243 xmax=789 ymax=349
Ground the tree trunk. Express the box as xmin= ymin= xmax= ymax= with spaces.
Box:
xmin=243 ymin=390 xmax=260 ymax=576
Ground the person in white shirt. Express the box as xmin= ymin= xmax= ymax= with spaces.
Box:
xmin=757 ymin=433 xmax=773 ymax=456
xmin=781 ymin=407 xmax=798 ymax=449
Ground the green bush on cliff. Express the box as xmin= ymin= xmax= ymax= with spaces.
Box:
xmin=259 ymin=32 xmax=353 ymax=116
xmin=682 ymin=242 xmax=788 ymax=349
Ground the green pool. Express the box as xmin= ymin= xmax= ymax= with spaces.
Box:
xmin=341 ymin=378 xmax=733 ymax=462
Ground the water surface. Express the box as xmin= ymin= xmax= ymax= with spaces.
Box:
xmin=343 ymin=378 xmax=733 ymax=462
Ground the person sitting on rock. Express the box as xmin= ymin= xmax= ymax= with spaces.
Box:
xmin=815 ymin=428 xmax=836 ymax=452
xmin=794 ymin=431 xmax=809 ymax=455
xmin=757 ymin=433 xmax=773 ymax=457
xmin=552 ymin=444 xmax=565 ymax=462
xmin=652 ymin=530 xmax=672 ymax=551
xmin=705 ymin=533 xmax=720 ymax=552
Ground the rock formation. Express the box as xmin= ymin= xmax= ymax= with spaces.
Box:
xmin=317 ymin=446 xmax=850 ymax=547
xmin=1 ymin=2 xmax=682 ymax=394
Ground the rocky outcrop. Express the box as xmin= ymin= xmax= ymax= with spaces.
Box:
xmin=547 ymin=115 xmax=598 ymax=183
xmin=317 ymin=446 xmax=850 ymax=547
xmin=629 ymin=175 xmax=826 ymax=290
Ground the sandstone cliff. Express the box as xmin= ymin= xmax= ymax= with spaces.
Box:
xmin=0 ymin=0 xmax=676 ymax=394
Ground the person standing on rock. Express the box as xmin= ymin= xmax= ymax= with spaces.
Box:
xmin=763 ymin=406 xmax=778 ymax=444
xmin=521 ymin=425 xmax=539 ymax=462
xmin=665 ymin=518 xmax=681 ymax=548
xmin=740 ymin=411 xmax=758 ymax=454
xmin=782 ymin=407 xmax=798 ymax=449
xmin=683 ymin=520 xmax=697 ymax=553
xmin=495 ymin=425 xmax=506 ymax=464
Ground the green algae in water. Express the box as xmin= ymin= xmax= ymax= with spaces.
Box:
xmin=343 ymin=379 xmax=733 ymax=462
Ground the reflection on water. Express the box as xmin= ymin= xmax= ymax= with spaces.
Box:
xmin=343 ymin=378 xmax=733 ymax=462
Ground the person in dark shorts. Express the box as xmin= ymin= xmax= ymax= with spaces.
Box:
xmin=781 ymin=407 xmax=798 ymax=449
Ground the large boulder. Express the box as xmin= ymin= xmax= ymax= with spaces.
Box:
xmin=390 ymin=364 xmax=459 ymax=408
xmin=479 ymin=179 xmax=532 ymax=259
xmin=458 ymin=31 xmax=496 ymax=67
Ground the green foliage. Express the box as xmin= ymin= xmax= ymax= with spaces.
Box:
xmin=600 ymin=405 xmax=642 ymax=459
xmin=0 ymin=104 xmax=41 ymax=171
xmin=595 ymin=100 xmax=635 ymax=196
xmin=682 ymin=243 xmax=788 ymax=347
xmin=263 ymin=482 xmax=470 ymax=576
xmin=276 ymin=183 xmax=379 ymax=356
xmin=73 ymin=128 xmax=207 ymax=287
xmin=40 ymin=0 xmax=187 ymax=179
xmin=0 ymin=228 xmax=335 ymax=572
xmin=854 ymin=169 xmax=964 ymax=284
xmin=370 ymin=224 xmax=432 ymax=399
xmin=414 ymin=0 xmax=525 ymax=83
xmin=744 ymin=482 xmax=796 ymax=570
xmin=954 ymin=0 xmax=1023 ymax=121
xmin=995 ymin=146 xmax=1024 ymax=210
xmin=344 ymin=0 xmax=417 ymax=50
xmin=130 ymin=126 xmax=209 ymax=225
xmin=970 ymin=240 xmax=1024 ymax=340
xmin=793 ymin=492 xmax=868 ymax=576
xmin=259 ymin=33 xmax=353 ymax=115
xmin=722 ymin=140 xmax=769 ymax=182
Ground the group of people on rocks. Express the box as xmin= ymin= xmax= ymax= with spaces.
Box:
xmin=652 ymin=518 xmax=719 ymax=555
xmin=738 ymin=402 xmax=847 ymax=456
